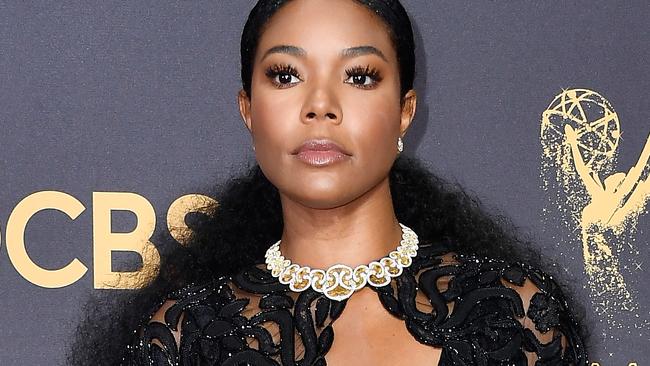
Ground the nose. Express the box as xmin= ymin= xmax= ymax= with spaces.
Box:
xmin=300 ymin=82 xmax=342 ymax=124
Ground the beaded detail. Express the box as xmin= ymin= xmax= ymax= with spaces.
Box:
xmin=125 ymin=240 xmax=589 ymax=365
xmin=264 ymin=223 xmax=419 ymax=301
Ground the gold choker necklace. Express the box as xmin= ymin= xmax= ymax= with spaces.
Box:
xmin=264 ymin=223 xmax=419 ymax=301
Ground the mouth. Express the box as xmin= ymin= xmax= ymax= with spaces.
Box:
xmin=291 ymin=138 xmax=352 ymax=167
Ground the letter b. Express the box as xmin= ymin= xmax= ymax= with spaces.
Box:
xmin=93 ymin=192 xmax=160 ymax=289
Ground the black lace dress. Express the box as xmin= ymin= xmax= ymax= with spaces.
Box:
xmin=125 ymin=240 xmax=588 ymax=365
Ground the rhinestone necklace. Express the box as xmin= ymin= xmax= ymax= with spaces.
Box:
xmin=264 ymin=223 xmax=419 ymax=301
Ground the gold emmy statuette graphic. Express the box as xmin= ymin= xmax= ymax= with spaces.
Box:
xmin=540 ymin=88 xmax=650 ymax=328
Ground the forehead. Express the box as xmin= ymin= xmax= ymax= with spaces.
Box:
xmin=255 ymin=0 xmax=396 ymax=63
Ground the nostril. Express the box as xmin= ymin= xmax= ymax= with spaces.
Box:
xmin=326 ymin=113 xmax=337 ymax=120
xmin=306 ymin=112 xmax=316 ymax=119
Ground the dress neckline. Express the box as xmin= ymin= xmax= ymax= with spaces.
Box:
xmin=130 ymin=236 xmax=588 ymax=365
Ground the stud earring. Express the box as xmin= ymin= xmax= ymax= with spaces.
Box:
xmin=397 ymin=137 xmax=404 ymax=153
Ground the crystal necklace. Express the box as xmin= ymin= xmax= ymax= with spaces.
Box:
xmin=264 ymin=223 xmax=419 ymax=301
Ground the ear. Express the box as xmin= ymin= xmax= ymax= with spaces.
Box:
xmin=399 ymin=89 xmax=417 ymax=136
xmin=238 ymin=89 xmax=253 ymax=133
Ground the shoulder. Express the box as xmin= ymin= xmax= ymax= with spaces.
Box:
xmin=145 ymin=261 xmax=285 ymax=329
xmin=148 ymin=275 xmax=235 ymax=324
xmin=436 ymin=251 xmax=575 ymax=326
xmin=413 ymin=248 xmax=588 ymax=364
xmin=126 ymin=275 xmax=241 ymax=365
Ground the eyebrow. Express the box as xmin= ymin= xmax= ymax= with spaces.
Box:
xmin=262 ymin=45 xmax=306 ymax=60
xmin=341 ymin=46 xmax=387 ymax=61
xmin=261 ymin=45 xmax=387 ymax=62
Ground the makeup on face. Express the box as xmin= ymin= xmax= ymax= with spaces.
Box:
xmin=292 ymin=138 xmax=352 ymax=167
xmin=241 ymin=0 xmax=406 ymax=209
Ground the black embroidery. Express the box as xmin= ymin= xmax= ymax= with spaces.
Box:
xmin=528 ymin=292 xmax=562 ymax=333
xmin=124 ymin=241 xmax=588 ymax=365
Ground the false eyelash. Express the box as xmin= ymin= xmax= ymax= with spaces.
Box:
xmin=345 ymin=64 xmax=383 ymax=83
xmin=265 ymin=63 xmax=301 ymax=79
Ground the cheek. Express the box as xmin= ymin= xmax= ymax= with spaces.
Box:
xmin=246 ymin=78 xmax=402 ymax=208
xmin=346 ymin=92 xmax=401 ymax=159
xmin=248 ymin=91 xmax=304 ymax=189
xmin=249 ymin=92 xmax=299 ymax=152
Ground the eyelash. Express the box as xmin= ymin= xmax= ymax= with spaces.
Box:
xmin=265 ymin=64 xmax=301 ymax=88
xmin=345 ymin=65 xmax=383 ymax=89
xmin=264 ymin=63 xmax=383 ymax=89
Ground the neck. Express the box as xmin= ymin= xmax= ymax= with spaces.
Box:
xmin=276 ymin=177 xmax=403 ymax=269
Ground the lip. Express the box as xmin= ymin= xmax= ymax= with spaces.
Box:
xmin=292 ymin=138 xmax=352 ymax=167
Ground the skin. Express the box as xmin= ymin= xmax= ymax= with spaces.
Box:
xmin=238 ymin=0 xmax=416 ymax=272
xmin=150 ymin=1 xmax=562 ymax=365
xmin=236 ymin=0 xmax=443 ymax=363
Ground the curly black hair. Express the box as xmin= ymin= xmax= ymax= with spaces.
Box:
xmin=66 ymin=1 xmax=589 ymax=364
xmin=66 ymin=157 xmax=589 ymax=365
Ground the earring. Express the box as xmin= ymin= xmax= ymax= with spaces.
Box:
xmin=397 ymin=137 xmax=404 ymax=153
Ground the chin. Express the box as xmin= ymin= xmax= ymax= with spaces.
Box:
xmin=285 ymin=183 xmax=360 ymax=210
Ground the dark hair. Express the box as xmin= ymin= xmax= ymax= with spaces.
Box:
xmin=69 ymin=157 xmax=588 ymax=365
xmin=240 ymin=0 xmax=415 ymax=99
xmin=67 ymin=1 xmax=588 ymax=364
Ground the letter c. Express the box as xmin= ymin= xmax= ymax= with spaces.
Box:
xmin=6 ymin=191 xmax=88 ymax=288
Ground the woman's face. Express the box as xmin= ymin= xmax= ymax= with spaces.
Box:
xmin=239 ymin=0 xmax=416 ymax=209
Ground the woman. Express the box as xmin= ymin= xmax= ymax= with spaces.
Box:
xmin=69 ymin=0 xmax=588 ymax=364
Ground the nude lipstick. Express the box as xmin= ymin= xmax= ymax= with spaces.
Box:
xmin=292 ymin=138 xmax=351 ymax=167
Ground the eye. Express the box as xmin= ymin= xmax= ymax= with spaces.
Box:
xmin=265 ymin=64 xmax=302 ymax=88
xmin=344 ymin=65 xmax=383 ymax=89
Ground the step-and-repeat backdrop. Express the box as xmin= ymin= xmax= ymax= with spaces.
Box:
xmin=1 ymin=1 xmax=648 ymax=364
